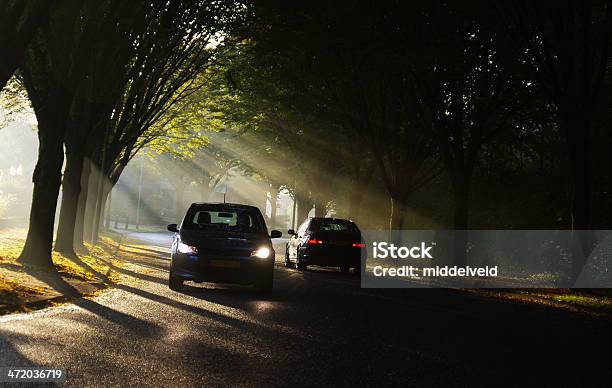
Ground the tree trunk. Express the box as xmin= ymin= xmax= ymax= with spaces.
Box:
xmin=17 ymin=49 xmax=71 ymax=267
xmin=388 ymin=196 xmax=409 ymax=245
xmin=314 ymin=197 xmax=327 ymax=217
xmin=451 ymin=171 xmax=470 ymax=266
xmin=269 ymin=186 xmax=279 ymax=228
xmin=563 ymin=114 xmax=591 ymax=230
xmin=94 ymin=181 xmax=111 ymax=239
xmin=296 ymin=191 xmax=311 ymax=225
xmin=17 ymin=121 xmax=65 ymax=267
xmin=54 ymin=150 xmax=85 ymax=254
xmin=74 ymin=158 xmax=91 ymax=251
xmin=561 ymin=113 xmax=593 ymax=279
xmin=91 ymin=174 xmax=109 ymax=244
xmin=83 ymin=166 xmax=100 ymax=243
xmin=389 ymin=196 xmax=408 ymax=230
xmin=104 ymin=187 xmax=112 ymax=230
xmin=346 ymin=155 xmax=374 ymax=224
xmin=451 ymin=171 xmax=470 ymax=230
xmin=347 ymin=188 xmax=364 ymax=223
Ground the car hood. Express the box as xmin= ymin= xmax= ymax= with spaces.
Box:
xmin=180 ymin=229 xmax=270 ymax=257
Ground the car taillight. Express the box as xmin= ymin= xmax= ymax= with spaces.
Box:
xmin=352 ymin=243 xmax=366 ymax=248
xmin=307 ymin=239 xmax=323 ymax=245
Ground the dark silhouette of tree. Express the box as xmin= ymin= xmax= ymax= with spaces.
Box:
xmin=401 ymin=2 xmax=532 ymax=263
xmin=19 ymin=0 xmax=244 ymax=265
xmin=247 ymin=1 xmax=444 ymax=228
xmin=0 ymin=0 xmax=54 ymax=90
xmin=504 ymin=1 xmax=612 ymax=230
xmin=79 ymin=0 xmax=244 ymax=245
xmin=18 ymin=1 xmax=85 ymax=267
xmin=55 ymin=0 xmax=150 ymax=254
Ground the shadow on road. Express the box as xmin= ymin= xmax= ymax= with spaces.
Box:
xmin=0 ymin=331 xmax=38 ymax=368
xmin=113 ymin=281 xmax=303 ymax=340
xmin=181 ymin=283 xmax=280 ymax=302
xmin=23 ymin=266 xmax=163 ymax=337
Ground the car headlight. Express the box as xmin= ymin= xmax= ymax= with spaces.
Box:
xmin=177 ymin=241 xmax=198 ymax=254
xmin=252 ymin=247 xmax=271 ymax=259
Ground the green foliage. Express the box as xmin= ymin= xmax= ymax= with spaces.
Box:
xmin=79 ymin=0 xmax=249 ymax=182
xmin=0 ymin=76 xmax=33 ymax=129
xmin=188 ymin=1 xmax=611 ymax=229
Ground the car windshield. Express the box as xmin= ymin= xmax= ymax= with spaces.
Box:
xmin=182 ymin=206 xmax=266 ymax=233
xmin=310 ymin=219 xmax=358 ymax=233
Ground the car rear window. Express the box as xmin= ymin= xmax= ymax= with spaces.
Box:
xmin=182 ymin=206 xmax=266 ymax=233
xmin=310 ymin=219 xmax=359 ymax=233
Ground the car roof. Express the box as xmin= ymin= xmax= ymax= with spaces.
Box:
xmin=309 ymin=217 xmax=354 ymax=223
xmin=189 ymin=202 xmax=260 ymax=210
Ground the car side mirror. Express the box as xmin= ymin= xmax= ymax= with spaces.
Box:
xmin=270 ymin=230 xmax=282 ymax=238
xmin=287 ymin=229 xmax=295 ymax=235
xmin=167 ymin=223 xmax=179 ymax=233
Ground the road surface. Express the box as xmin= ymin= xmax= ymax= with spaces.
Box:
xmin=0 ymin=232 xmax=610 ymax=387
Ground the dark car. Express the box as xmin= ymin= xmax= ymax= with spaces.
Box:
xmin=285 ymin=217 xmax=364 ymax=273
xmin=167 ymin=203 xmax=282 ymax=292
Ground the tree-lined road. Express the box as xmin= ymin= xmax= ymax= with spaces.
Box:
xmin=0 ymin=232 xmax=610 ymax=387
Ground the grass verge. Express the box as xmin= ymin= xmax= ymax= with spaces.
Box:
xmin=0 ymin=228 xmax=127 ymax=314
xmin=465 ymin=288 xmax=612 ymax=318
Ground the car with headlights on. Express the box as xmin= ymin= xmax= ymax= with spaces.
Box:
xmin=167 ymin=203 xmax=282 ymax=292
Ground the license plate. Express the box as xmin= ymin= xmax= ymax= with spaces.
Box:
xmin=209 ymin=260 xmax=240 ymax=269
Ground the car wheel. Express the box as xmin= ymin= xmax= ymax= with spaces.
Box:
xmin=284 ymin=246 xmax=294 ymax=268
xmin=169 ymin=271 xmax=184 ymax=292
xmin=296 ymin=249 xmax=307 ymax=271
xmin=255 ymin=271 xmax=273 ymax=293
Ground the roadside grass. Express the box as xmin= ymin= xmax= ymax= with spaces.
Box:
xmin=467 ymin=288 xmax=612 ymax=318
xmin=0 ymin=230 xmax=121 ymax=281
xmin=0 ymin=228 xmax=129 ymax=313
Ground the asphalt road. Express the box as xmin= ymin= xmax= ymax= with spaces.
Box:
xmin=0 ymin=232 xmax=611 ymax=387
